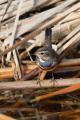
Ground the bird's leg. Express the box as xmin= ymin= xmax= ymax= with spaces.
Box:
xmin=37 ymin=70 xmax=42 ymax=88
xmin=51 ymin=72 xmax=56 ymax=87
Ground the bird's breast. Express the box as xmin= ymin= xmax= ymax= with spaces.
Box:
xmin=37 ymin=57 xmax=57 ymax=69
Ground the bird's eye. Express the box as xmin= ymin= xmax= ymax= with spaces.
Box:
xmin=40 ymin=51 xmax=49 ymax=56
xmin=40 ymin=52 xmax=44 ymax=55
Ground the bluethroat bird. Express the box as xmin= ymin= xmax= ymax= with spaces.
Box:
xmin=35 ymin=28 xmax=59 ymax=71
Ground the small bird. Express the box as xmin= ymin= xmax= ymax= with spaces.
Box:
xmin=35 ymin=28 xmax=59 ymax=70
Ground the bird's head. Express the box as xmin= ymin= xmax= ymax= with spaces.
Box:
xmin=35 ymin=48 xmax=50 ymax=61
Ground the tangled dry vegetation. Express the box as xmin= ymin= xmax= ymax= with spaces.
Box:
xmin=0 ymin=0 xmax=80 ymax=119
